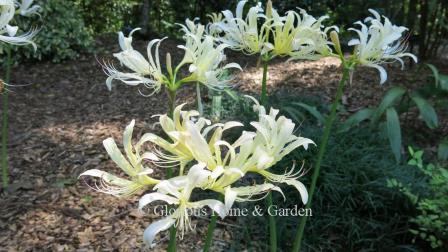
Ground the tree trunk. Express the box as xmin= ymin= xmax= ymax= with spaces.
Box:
xmin=139 ymin=0 xmax=151 ymax=37
xmin=419 ymin=0 xmax=429 ymax=59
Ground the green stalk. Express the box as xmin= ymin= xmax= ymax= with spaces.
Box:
xmin=260 ymin=59 xmax=276 ymax=251
xmin=168 ymin=225 xmax=177 ymax=252
xmin=167 ymin=89 xmax=177 ymax=118
xmin=266 ymin=192 xmax=277 ymax=252
xmin=2 ymin=46 xmax=11 ymax=189
xmin=166 ymin=87 xmax=177 ymax=251
xmin=292 ymin=67 xmax=350 ymax=251
xmin=260 ymin=60 xmax=269 ymax=105
xmin=196 ymin=82 xmax=203 ymax=116
xmin=202 ymin=194 xmax=224 ymax=252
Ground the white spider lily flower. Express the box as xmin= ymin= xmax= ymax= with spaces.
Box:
xmin=0 ymin=0 xmax=38 ymax=49
xmin=79 ymin=120 xmax=160 ymax=197
xmin=247 ymin=95 xmax=315 ymax=169
xmin=147 ymin=103 xmax=243 ymax=172
xmin=210 ymin=0 xmax=270 ymax=55
xmin=180 ymin=34 xmax=242 ymax=89
xmin=139 ymin=163 xmax=227 ymax=247
xmin=245 ymin=96 xmax=313 ymax=204
xmin=177 ymin=18 xmax=242 ymax=89
xmin=105 ymin=24 xmax=240 ymax=94
xmin=348 ymin=9 xmax=417 ymax=84
xmin=17 ymin=0 xmax=41 ymax=17
xmin=268 ymin=8 xmax=335 ymax=59
xmin=105 ymin=31 xmax=165 ymax=89
xmin=143 ymin=104 xmax=211 ymax=169
xmin=104 ymin=30 xmax=166 ymax=93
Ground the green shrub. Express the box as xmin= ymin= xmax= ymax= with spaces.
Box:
xmin=74 ymin=0 xmax=138 ymax=34
xmin=388 ymin=147 xmax=448 ymax=249
xmin=6 ymin=0 xmax=94 ymax=62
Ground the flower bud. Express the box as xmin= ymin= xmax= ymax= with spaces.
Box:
xmin=330 ymin=31 xmax=343 ymax=57
xmin=166 ymin=53 xmax=173 ymax=78
xmin=266 ymin=0 xmax=273 ymax=19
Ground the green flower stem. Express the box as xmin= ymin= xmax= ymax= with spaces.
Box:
xmin=168 ymin=225 xmax=177 ymax=252
xmin=202 ymin=194 xmax=224 ymax=252
xmin=2 ymin=46 xmax=12 ymax=189
xmin=261 ymin=59 xmax=269 ymax=105
xmin=166 ymin=87 xmax=178 ymax=251
xmin=260 ymin=59 xmax=276 ymax=251
xmin=292 ymin=67 xmax=350 ymax=252
xmin=167 ymin=88 xmax=177 ymax=118
xmin=266 ymin=191 xmax=277 ymax=252
xmin=196 ymin=82 xmax=203 ymax=116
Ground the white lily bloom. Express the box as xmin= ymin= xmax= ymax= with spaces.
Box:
xmin=105 ymin=23 xmax=240 ymax=94
xmin=139 ymin=163 xmax=227 ymax=247
xmin=178 ymin=19 xmax=242 ymax=89
xmin=104 ymin=30 xmax=166 ymax=93
xmin=244 ymin=96 xmax=313 ymax=204
xmin=180 ymin=35 xmax=242 ymax=89
xmin=79 ymin=120 xmax=160 ymax=197
xmin=147 ymin=103 xmax=243 ymax=172
xmin=268 ymin=8 xmax=335 ymax=59
xmin=210 ymin=0 xmax=270 ymax=55
xmin=17 ymin=0 xmax=41 ymax=17
xmin=0 ymin=0 xmax=38 ymax=49
xmin=348 ymin=9 xmax=417 ymax=84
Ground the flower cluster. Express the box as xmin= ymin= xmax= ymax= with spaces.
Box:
xmin=80 ymin=97 xmax=314 ymax=247
xmin=209 ymin=0 xmax=335 ymax=61
xmin=103 ymin=19 xmax=241 ymax=95
xmin=0 ymin=0 xmax=40 ymax=49
xmin=209 ymin=1 xmax=417 ymax=84
xmin=346 ymin=9 xmax=418 ymax=84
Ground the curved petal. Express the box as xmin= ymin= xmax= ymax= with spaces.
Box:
xmin=139 ymin=192 xmax=179 ymax=210
xmin=103 ymin=138 xmax=135 ymax=176
xmin=143 ymin=217 xmax=176 ymax=247
xmin=192 ymin=199 xmax=227 ymax=219
xmin=284 ymin=179 xmax=308 ymax=204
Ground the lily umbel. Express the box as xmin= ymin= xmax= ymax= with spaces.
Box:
xmin=80 ymin=96 xmax=314 ymax=248
xmin=0 ymin=0 xmax=40 ymax=49
xmin=209 ymin=0 xmax=335 ymax=61
xmin=346 ymin=9 xmax=418 ymax=84
xmin=103 ymin=20 xmax=241 ymax=97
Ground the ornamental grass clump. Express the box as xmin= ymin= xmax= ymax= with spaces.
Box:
xmin=80 ymin=98 xmax=313 ymax=249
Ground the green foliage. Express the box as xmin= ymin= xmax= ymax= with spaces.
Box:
xmin=371 ymin=86 xmax=406 ymax=124
xmin=340 ymin=65 xmax=447 ymax=161
xmin=74 ymin=0 xmax=139 ymax=34
xmin=438 ymin=140 xmax=448 ymax=161
xmin=6 ymin=0 xmax=94 ymax=62
xmin=388 ymin=147 xmax=448 ymax=249
xmin=386 ymin=108 xmax=402 ymax=162
xmin=427 ymin=63 xmax=448 ymax=91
